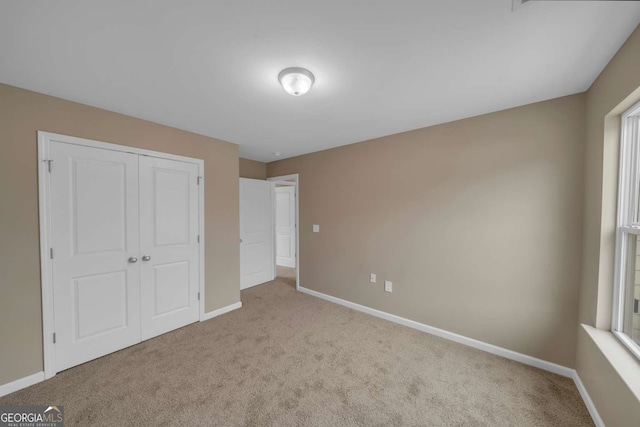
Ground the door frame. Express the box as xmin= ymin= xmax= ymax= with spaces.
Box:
xmin=267 ymin=174 xmax=299 ymax=291
xmin=37 ymin=131 xmax=205 ymax=379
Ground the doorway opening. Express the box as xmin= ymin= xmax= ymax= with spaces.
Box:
xmin=268 ymin=174 xmax=299 ymax=290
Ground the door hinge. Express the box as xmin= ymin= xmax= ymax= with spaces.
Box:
xmin=50 ymin=248 xmax=54 ymax=259
xmin=52 ymin=332 xmax=56 ymax=344
xmin=197 ymin=176 xmax=202 ymax=186
xmin=45 ymin=159 xmax=53 ymax=173
xmin=197 ymin=235 xmax=200 ymax=243
xmin=197 ymin=292 xmax=200 ymax=301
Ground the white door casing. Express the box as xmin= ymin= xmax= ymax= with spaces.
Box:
xmin=139 ymin=156 xmax=200 ymax=340
xmin=275 ymin=186 xmax=296 ymax=268
xmin=49 ymin=142 xmax=142 ymax=372
xmin=240 ymin=178 xmax=274 ymax=289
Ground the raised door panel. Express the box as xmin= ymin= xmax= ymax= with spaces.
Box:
xmin=153 ymin=261 xmax=191 ymax=316
xmin=154 ymin=169 xmax=190 ymax=247
xmin=74 ymin=271 xmax=128 ymax=339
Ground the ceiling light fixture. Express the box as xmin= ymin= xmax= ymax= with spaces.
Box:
xmin=278 ymin=67 xmax=315 ymax=96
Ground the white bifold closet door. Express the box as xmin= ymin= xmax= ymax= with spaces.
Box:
xmin=138 ymin=156 xmax=200 ymax=340
xmin=49 ymin=141 xmax=199 ymax=373
xmin=50 ymin=142 xmax=142 ymax=372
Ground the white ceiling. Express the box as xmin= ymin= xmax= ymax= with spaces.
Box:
xmin=1 ymin=1 xmax=639 ymax=162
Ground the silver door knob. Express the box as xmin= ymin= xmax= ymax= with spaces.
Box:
xmin=142 ymin=255 xmax=151 ymax=262
xmin=128 ymin=257 xmax=138 ymax=263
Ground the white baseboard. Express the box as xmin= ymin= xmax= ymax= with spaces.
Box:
xmin=572 ymin=371 xmax=605 ymax=427
xmin=298 ymin=286 xmax=604 ymax=426
xmin=1 ymin=303 xmax=243 ymax=398
xmin=200 ymin=301 xmax=242 ymax=321
xmin=298 ymin=286 xmax=573 ymax=376
xmin=0 ymin=292 xmax=604 ymax=427
xmin=0 ymin=371 xmax=44 ymax=398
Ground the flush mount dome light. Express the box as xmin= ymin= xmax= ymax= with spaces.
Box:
xmin=278 ymin=67 xmax=315 ymax=96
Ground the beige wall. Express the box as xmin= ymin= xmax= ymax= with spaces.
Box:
xmin=2 ymin=23 xmax=639 ymax=420
xmin=577 ymin=25 xmax=640 ymax=426
xmin=268 ymin=93 xmax=586 ymax=367
xmin=239 ymin=158 xmax=267 ymax=179
xmin=581 ymin=26 xmax=640 ymax=329
xmin=0 ymin=83 xmax=240 ymax=385
xmin=575 ymin=326 xmax=640 ymax=427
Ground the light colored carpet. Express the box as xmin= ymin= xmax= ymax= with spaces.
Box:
xmin=1 ymin=267 xmax=592 ymax=426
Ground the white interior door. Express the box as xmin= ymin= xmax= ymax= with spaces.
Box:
xmin=139 ymin=156 xmax=200 ymax=340
xmin=275 ymin=186 xmax=296 ymax=268
xmin=240 ymin=178 xmax=274 ymax=289
xmin=50 ymin=142 xmax=141 ymax=372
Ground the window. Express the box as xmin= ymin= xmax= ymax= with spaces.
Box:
xmin=613 ymin=100 xmax=640 ymax=360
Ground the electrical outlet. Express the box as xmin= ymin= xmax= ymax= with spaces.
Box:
xmin=384 ymin=281 xmax=393 ymax=293
xmin=370 ymin=273 xmax=376 ymax=283
xmin=313 ymin=224 xmax=320 ymax=233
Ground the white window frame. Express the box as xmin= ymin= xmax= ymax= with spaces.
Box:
xmin=613 ymin=99 xmax=640 ymax=361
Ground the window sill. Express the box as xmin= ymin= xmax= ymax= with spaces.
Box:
xmin=581 ymin=324 xmax=640 ymax=400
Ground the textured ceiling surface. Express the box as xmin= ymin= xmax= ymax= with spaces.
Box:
xmin=1 ymin=0 xmax=639 ymax=161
